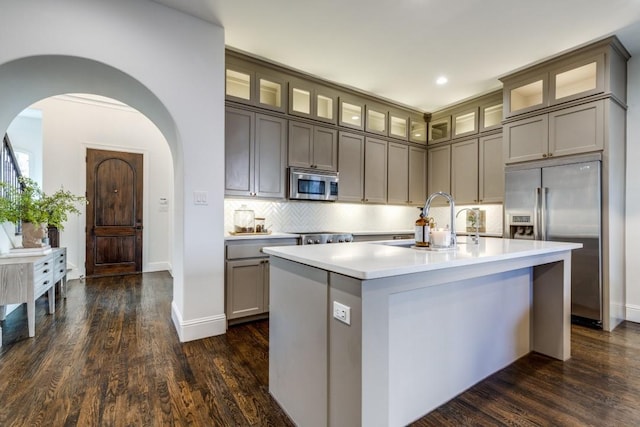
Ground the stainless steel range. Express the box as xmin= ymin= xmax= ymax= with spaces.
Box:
xmin=298 ymin=232 xmax=353 ymax=245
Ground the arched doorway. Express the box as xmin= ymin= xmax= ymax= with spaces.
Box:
xmin=5 ymin=93 xmax=174 ymax=279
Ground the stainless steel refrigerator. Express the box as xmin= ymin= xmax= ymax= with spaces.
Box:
xmin=504 ymin=155 xmax=602 ymax=327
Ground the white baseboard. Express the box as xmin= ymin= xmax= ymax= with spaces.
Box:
xmin=625 ymin=304 xmax=640 ymax=324
xmin=171 ymin=301 xmax=227 ymax=342
xmin=146 ymin=261 xmax=172 ymax=273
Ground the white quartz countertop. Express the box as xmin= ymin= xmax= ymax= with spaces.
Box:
xmin=224 ymin=232 xmax=299 ymax=241
xmin=262 ymin=237 xmax=582 ymax=280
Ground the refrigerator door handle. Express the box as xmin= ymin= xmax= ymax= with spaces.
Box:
xmin=541 ymin=187 xmax=548 ymax=241
xmin=534 ymin=187 xmax=541 ymax=240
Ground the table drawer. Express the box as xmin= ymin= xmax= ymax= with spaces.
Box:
xmin=53 ymin=250 xmax=66 ymax=282
xmin=34 ymin=256 xmax=54 ymax=297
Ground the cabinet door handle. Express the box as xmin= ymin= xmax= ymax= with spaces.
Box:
xmin=542 ymin=154 xmax=548 ymax=158
xmin=548 ymin=153 xmax=553 ymax=157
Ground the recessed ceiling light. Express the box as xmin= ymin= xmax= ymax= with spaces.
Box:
xmin=436 ymin=76 xmax=448 ymax=85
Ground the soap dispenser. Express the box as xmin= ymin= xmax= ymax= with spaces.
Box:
xmin=415 ymin=208 xmax=429 ymax=247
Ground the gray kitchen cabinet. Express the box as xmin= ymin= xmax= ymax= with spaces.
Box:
xmin=408 ymin=146 xmax=427 ymax=206
xmin=501 ymin=36 xmax=628 ymax=118
xmin=388 ymin=143 xmax=426 ymax=206
xmin=549 ymin=100 xmax=604 ymax=158
xmin=226 ymin=57 xmax=286 ymax=113
xmin=364 ymin=137 xmax=388 ymax=204
xmin=289 ymin=78 xmax=338 ymax=124
xmin=428 ymin=115 xmax=451 ymax=145
xmin=387 ymin=142 xmax=408 ymax=205
xmin=389 ymin=110 xmax=409 ymax=141
xmin=478 ymin=134 xmax=504 ymax=203
xmin=338 ymin=132 xmax=365 ymax=203
xmin=504 ymin=100 xmax=603 ymax=164
xmin=226 ymin=258 xmax=268 ymax=320
xmin=451 ymin=139 xmax=479 ymax=205
xmin=225 ymin=107 xmax=287 ymax=198
xmin=365 ymin=104 xmax=388 ymax=136
xmin=427 ymin=144 xmax=451 ymax=206
xmin=339 ymin=96 xmax=365 ymax=130
xmin=409 ymin=114 xmax=427 ymax=145
xmin=288 ymin=121 xmax=337 ymax=171
xmin=503 ymin=114 xmax=548 ymax=163
xmin=452 ymin=106 xmax=479 ymax=139
xmin=225 ymin=238 xmax=297 ymax=324
xmin=479 ymin=95 xmax=503 ymax=132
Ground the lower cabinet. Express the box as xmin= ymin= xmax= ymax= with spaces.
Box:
xmin=226 ymin=258 xmax=269 ymax=320
xmin=225 ymin=238 xmax=297 ymax=324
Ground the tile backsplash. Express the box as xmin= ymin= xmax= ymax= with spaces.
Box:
xmin=224 ymin=199 xmax=504 ymax=235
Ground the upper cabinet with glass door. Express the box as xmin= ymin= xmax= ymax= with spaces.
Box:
xmin=226 ymin=58 xmax=286 ymax=113
xmin=226 ymin=62 xmax=254 ymax=104
xmin=452 ymin=106 xmax=478 ymax=139
xmin=365 ymin=104 xmax=388 ymax=136
xmin=503 ymin=74 xmax=548 ymax=118
xmin=409 ymin=114 xmax=427 ymax=145
xmin=501 ymin=36 xmax=630 ymax=118
xmin=428 ymin=115 xmax=451 ymax=145
xmin=389 ymin=110 xmax=409 ymax=141
xmin=479 ymin=91 xmax=503 ymax=132
xmin=339 ymin=96 xmax=365 ymax=130
xmin=288 ymin=79 xmax=338 ymax=124
xmin=550 ymin=53 xmax=604 ymax=105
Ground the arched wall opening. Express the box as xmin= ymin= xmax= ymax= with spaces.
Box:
xmin=0 ymin=1 xmax=227 ymax=343
xmin=3 ymin=93 xmax=175 ymax=282
xmin=0 ymin=54 xmax=218 ymax=341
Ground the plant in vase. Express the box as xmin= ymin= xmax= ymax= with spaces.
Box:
xmin=0 ymin=177 xmax=86 ymax=248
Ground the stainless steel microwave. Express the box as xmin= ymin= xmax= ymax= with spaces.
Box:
xmin=288 ymin=168 xmax=338 ymax=201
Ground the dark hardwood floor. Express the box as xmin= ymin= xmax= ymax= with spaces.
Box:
xmin=1 ymin=272 xmax=639 ymax=426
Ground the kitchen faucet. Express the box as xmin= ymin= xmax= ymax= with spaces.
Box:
xmin=423 ymin=191 xmax=456 ymax=247
xmin=456 ymin=208 xmax=480 ymax=244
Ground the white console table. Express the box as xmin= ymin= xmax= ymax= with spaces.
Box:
xmin=0 ymin=247 xmax=67 ymax=347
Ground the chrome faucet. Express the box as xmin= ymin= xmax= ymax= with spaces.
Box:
xmin=423 ymin=191 xmax=456 ymax=247
xmin=456 ymin=208 xmax=480 ymax=244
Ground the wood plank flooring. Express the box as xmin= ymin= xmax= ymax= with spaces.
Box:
xmin=1 ymin=271 xmax=639 ymax=426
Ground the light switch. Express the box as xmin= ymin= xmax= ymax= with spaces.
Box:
xmin=193 ymin=191 xmax=208 ymax=205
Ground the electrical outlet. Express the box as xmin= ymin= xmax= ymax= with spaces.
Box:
xmin=333 ymin=301 xmax=351 ymax=325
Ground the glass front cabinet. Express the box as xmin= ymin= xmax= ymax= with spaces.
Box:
xmin=365 ymin=104 xmax=388 ymax=136
xmin=389 ymin=110 xmax=409 ymax=141
xmin=288 ymin=79 xmax=338 ymax=124
xmin=226 ymin=59 xmax=286 ymax=112
xmin=428 ymin=115 xmax=451 ymax=144
xmin=339 ymin=96 xmax=365 ymax=130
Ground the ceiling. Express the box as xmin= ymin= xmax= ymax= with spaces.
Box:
xmin=151 ymin=0 xmax=640 ymax=113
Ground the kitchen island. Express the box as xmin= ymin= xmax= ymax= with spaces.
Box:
xmin=263 ymin=237 xmax=582 ymax=427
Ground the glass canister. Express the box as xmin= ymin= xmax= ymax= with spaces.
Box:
xmin=255 ymin=217 xmax=266 ymax=233
xmin=234 ymin=204 xmax=255 ymax=233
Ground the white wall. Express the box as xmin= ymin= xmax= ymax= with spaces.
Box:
xmin=0 ymin=0 xmax=226 ymax=341
xmin=31 ymin=95 xmax=173 ymax=278
xmin=7 ymin=109 xmax=43 ymax=185
xmin=625 ymin=56 xmax=640 ymax=322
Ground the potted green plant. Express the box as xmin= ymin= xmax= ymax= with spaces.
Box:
xmin=0 ymin=177 xmax=86 ymax=248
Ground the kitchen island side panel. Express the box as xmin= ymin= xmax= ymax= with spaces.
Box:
xmin=268 ymin=257 xmax=329 ymax=427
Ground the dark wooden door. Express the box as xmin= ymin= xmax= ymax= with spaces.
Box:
xmin=86 ymin=149 xmax=143 ymax=277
